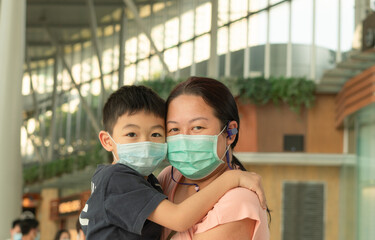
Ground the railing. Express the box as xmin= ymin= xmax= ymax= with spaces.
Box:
xmin=336 ymin=64 xmax=375 ymax=127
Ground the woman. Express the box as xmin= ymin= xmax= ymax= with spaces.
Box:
xmin=54 ymin=229 xmax=70 ymax=240
xmin=158 ymin=77 xmax=270 ymax=240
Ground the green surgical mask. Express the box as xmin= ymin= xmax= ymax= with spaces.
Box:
xmin=167 ymin=127 xmax=229 ymax=180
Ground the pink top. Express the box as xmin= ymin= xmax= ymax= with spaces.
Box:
xmin=158 ymin=166 xmax=270 ymax=240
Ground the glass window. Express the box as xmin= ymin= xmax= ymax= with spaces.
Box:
xmin=218 ymin=0 xmax=229 ymax=26
xmin=230 ymin=0 xmax=247 ymax=21
xmin=270 ymin=0 xmax=283 ymax=4
xmin=249 ymin=0 xmax=267 ymax=12
xmin=217 ymin=26 xmax=228 ymax=55
xmin=102 ymin=48 xmax=113 ymax=74
xmin=151 ymin=24 xmax=165 ymax=52
xmin=180 ymin=10 xmax=194 ymax=41
xmin=230 ymin=19 xmax=247 ymax=51
xmin=124 ymin=64 xmax=136 ymax=84
xmin=138 ymin=33 xmax=150 ymax=59
xmin=341 ymin=0 xmax=355 ymax=52
xmin=22 ymin=73 xmax=31 ymax=95
xmin=316 ymin=0 xmax=338 ymax=50
xmin=150 ymin=55 xmax=163 ymax=79
xmin=125 ymin=37 xmax=137 ymax=63
xmin=45 ymin=63 xmax=54 ymax=93
xmin=249 ymin=12 xmax=267 ymax=46
xmin=179 ymin=42 xmax=193 ymax=69
xmin=164 ymin=47 xmax=178 ymax=72
xmin=270 ymin=2 xmax=289 ymax=44
xmin=291 ymin=0 xmax=312 ymax=45
xmin=137 ymin=59 xmax=149 ymax=81
xmin=195 ymin=2 xmax=211 ymax=35
xmin=165 ymin=17 xmax=179 ymax=48
xmin=195 ymin=34 xmax=210 ymax=62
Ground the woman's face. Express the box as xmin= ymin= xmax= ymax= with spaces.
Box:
xmin=59 ymin=232 xmax=70 ymax=240
xmin=166 ymin=94 xmax=228 ymax=160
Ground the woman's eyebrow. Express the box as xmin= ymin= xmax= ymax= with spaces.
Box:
xmin=166 ymin=120 xmax=178 ymax=124
xmin=189 ymin=117 xmax=208 ymax=123
xmin=167 ymin=117 xmax=208 ymax=125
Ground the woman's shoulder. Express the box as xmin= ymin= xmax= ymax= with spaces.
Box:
xmin=194 ymin=187 xmax=269 ymax=237
xmin=215 ymin=187 xmax=262 ymax=214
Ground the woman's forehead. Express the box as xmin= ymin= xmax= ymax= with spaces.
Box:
xmin=167 ymin=94 xmax=216 ymax=121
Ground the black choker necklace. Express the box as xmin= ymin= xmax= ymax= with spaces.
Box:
xmin=171 ymin=167 xmax=200 ymax=192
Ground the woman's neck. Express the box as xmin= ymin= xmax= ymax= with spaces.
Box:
xmin=184 ymin=163 xmax=229 ymax=190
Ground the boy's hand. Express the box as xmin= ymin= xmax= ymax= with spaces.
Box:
xmin=228 ymin=170 xmax=267 ymax=209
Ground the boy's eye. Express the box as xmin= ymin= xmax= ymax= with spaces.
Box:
xmin=151 ymin=132 xmax=163 ymax=137
xmin=126 ymin=132 xmax=137 ymax=137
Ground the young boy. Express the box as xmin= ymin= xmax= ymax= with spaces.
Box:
xmin=79 ymin=85 xmax=263 ymax=239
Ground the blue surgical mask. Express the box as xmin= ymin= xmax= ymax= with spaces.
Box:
xmin=108 ymin=133 xmax=167 ymax=176
xmin=34 ymin=232 xmax=40 ymax=240
xmin=13 ymin=233 xmax=22 ymax=240
xmin=167 ymin=127 xmax=230 ymax=180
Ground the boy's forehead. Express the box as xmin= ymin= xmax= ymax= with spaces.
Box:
xmin=114 ymin=110 xmax=165 ymax=128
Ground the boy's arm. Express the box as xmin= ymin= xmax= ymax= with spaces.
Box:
xmin=148 ymin=170 xmax=264 ymax=232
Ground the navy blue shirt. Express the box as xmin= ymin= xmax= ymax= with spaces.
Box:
xmin=80 ymin=164 xmax=167 ymax=239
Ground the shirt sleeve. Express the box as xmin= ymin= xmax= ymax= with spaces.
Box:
xmin=104 ymin=169 xmax=167 ymax=235
xmin=194 ymin=187 xmax=269 ymax=240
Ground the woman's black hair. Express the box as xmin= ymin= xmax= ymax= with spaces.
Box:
xmin=167 ymin=76 xmax=271 ymax=223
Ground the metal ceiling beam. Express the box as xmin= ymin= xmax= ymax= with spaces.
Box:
xmin=47 ymin=55 xmax=59 ymax=162
xmin=87 ymin=0 xmax=106 ymax=100
xmin=118 ymin=8 xmax=126 ymax=87
xmin=25 ymin=46 xmax=40 ymax=119
xmin=28 ymin=0 xmax=172 ymax=7
xmin=27 ymin=22 xmax=120 ymax=29
xmin=45 ymin=27 xmax=102 ymax=133
xmin=28 ymin=54 xmax=56 ymax=62
xmin=122 ymin=0 xmax=171 ymax=74
xmin=22 ymin=125 xmax=46 ymax=179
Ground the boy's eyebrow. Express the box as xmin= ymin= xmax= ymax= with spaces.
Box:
xmin=122 ymin=124 xmax=140 ymax=129
xmin=151 ymin=124 xmax=165 ymax=130
xmin=166 ymin=117 xmax=208 ymax=125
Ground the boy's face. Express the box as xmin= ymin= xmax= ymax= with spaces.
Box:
xmin=102 ymin=110 xmax=165 ymax=161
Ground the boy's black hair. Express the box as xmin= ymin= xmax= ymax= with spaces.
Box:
xmin=11 ymin=219 xmax=21 ymax=228
xmin=19 ymin=219 xmax=39 ymax=235
xmin=103 ymin=85 xmax=166 ymax=134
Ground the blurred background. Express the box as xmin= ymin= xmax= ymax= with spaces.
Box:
xmin=0 ymin=0 xmax=374 ymax=239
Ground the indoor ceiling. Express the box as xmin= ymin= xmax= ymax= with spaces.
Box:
xmin=26 ymin=0 xmax=168 ymax=63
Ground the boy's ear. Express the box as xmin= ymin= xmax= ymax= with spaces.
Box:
xmin=226 ymin=120 xmax=238 ymax=146
xmin=99 ymin=131 xmax=115 ymax=152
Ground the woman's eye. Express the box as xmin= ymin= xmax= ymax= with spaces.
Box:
xmin=126 ymin=132 xmax=137 ymax=137
xmin=192 ymin=126 xmax=203 ymax=131
xmin=151 ymin=132 xmax=162 ymax=137
xmin=168 ymin=128 xmax=179 ymax=133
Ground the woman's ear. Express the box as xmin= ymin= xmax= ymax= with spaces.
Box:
xmin=226 ymin=120 xmax=238 ymax=145
xmin=99 ymin=131 xmax=115 ymax=152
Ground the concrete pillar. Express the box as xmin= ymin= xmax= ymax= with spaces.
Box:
xmin=208 ymin=0 xmax=218 ymax=78
xmin=0 ymin=0 xmax=26 ymax=239
xmin=38 ymin=189 xmax=59 ymax=240
xmin=355 ymin=0 xmax=370 ymax=27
